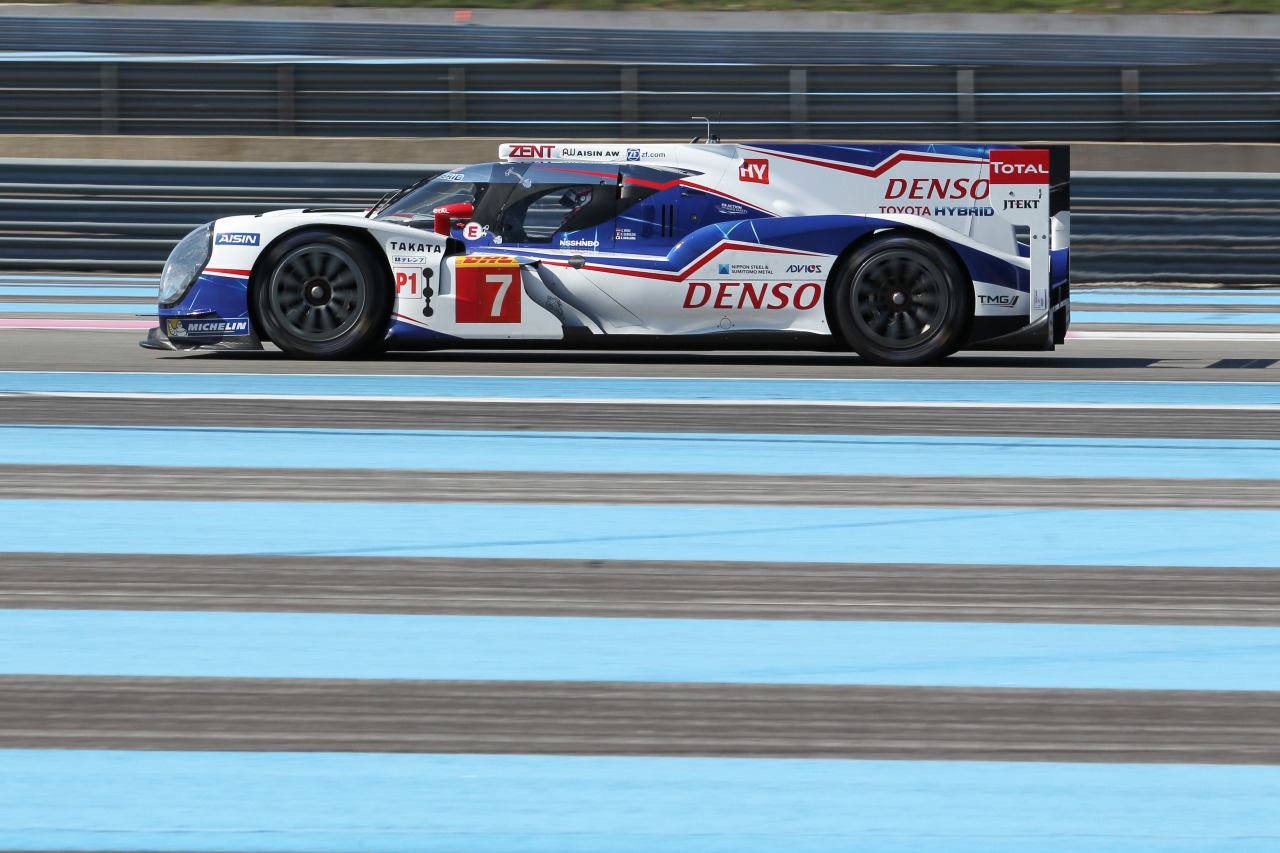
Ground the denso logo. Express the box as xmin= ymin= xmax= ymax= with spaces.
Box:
xmin=739 ymin=159 xmax=769 ymax=184
xmin=786 ymin=263 xmax=822 ymax=274
xmin=215 ymin=232 xmax=260 ymax=246
xmin=885 ymin=178 xmax=989 ymax=201
xmin=508 ymin=144 xmax=555 ymax=158
xmin=684 ymin=281 xmax=822 ymax=311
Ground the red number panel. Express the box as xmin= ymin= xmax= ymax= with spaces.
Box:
xmin=455 ymin=257 xmax=521 ymax=324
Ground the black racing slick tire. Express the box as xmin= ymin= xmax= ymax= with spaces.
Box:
xmin=254 ymin=230 xmax=391 ymax=359
xmin=831 ymin=235 xmax=973 ymax=366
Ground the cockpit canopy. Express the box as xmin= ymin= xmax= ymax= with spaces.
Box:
xmin=372 ymin=161 xmax=704 ymax=247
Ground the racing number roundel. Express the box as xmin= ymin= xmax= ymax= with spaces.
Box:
xmin=455 ymin=256 xmax=521 ymax=324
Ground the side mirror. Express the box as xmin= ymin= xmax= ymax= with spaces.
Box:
xmin=432 ymin=202 xmax=475 ymax=236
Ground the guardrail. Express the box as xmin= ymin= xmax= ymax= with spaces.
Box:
xmin=2 ymin=162 xmax=1278 ymax=285
xmin=2 ymin=61 xmax=1279 ymax=142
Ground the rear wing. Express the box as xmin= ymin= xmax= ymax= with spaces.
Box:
xmin=990 ymin=145 xmax=1070 ymax=346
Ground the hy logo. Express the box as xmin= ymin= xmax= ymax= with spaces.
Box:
xmin=738 ymin=159 xmax=769 ymax=184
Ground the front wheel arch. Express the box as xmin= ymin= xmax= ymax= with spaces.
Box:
xmin=249 ymin=227 xmax=393 ymax=358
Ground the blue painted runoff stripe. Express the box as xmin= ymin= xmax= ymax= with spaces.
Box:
xmin=5 ymin=425 xmax=1280 ymax=479
xmin=3 ymin=371 xmax=1279 ymax=406
xmin=1076 ymin=292 xmax=1280 ymax=306
xmin=4 ymin=610 xmax=1279 ymax=691
xmin=2 ymin=750 xmax=1278 ymax=853
xmin=1073 ymin=311 xmax=1280 ymax=325
xmin=4 ymin=501 xmax=1279 ymax=568
xmin=0 ymin=303 xmax=153 ymax=314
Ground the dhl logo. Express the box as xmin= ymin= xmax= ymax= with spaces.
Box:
xmin=457 ymin=255 xmax=518 ymax=266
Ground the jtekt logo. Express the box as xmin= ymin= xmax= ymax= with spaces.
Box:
xmin=739 ymin=159 xmax=769 ymax=184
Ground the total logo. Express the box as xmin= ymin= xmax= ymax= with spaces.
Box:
xmin=988 ymin=150 xmax=1051 ymax=184
xmin=785 ymin=263 xmax=822 ymax=274
xmin=991 ymin=162 xmax=1048 ymax=177
xmin=739 ymin=159 xmax=769 ymax=184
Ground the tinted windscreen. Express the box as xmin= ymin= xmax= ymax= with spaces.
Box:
xmin=373 ymin=164 xmax=517 ymax=227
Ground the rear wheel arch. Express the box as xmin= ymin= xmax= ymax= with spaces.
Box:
xmin=825 ymin=227 xmax=975 ymax=366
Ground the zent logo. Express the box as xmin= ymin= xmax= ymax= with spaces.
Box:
xmin=214 ymin=232 xmax=260 ymax=246
xmin=988 ymin=150 xmax=1050 ymax=184
xmin=455 ymin=257 xmax=521 ymax=324
xmin=739 ymin=159 xmax=769 ymax=184
xmin=508 ymin=144 xmax=555 ymax=159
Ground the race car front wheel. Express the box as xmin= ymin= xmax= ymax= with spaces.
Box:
xmin=832 ymin=235 xmax=972 ymax=366
xmin=254 ymin=230 xmax=390 ymax=358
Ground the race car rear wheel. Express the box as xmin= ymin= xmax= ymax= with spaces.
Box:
xmin=832 ymin=235 xmax=972 ymax=366
xmin=254 ymin=230 xmax=390 ymax=358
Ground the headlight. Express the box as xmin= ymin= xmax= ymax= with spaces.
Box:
xmin=159 ymin=222 xmax=213 ymax=306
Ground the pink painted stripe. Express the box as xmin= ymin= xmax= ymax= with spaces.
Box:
xmin=0 ymin=318 xmax=156 ymax=330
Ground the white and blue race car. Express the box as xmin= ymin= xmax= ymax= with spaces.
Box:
xmin=145 ymin=140 xmax=1069 ymax=365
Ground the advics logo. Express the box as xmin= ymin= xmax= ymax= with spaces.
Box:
xmin=786 ymin=263 xmax=822 ymax=274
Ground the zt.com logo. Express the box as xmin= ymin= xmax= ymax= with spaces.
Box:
xmin=786 ymin=263 xmax=822 ymax=274
xmin=215 ymin=232 xmax=259 ymax=246
xmin=739 ymin=159 xmax=769 ymax=184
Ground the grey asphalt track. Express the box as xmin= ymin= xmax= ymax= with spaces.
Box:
xmin=0 ymin=465 xmax=1276 ymax=509
xmin=3 ymin=677 xmax=1276 ymax=764
xmin=2 ymin=323 xmax=1278 ymax=775
xmin=7 ymin=395 xmax=1280 ymax=437
xmin=3 ymin=328 xmax=1280 ymax=380
xmin=3 ymin=554 xmax=1278 ymax=626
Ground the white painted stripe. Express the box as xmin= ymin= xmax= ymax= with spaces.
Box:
xmin=3 ymin=370 xmax=1279 ymax=388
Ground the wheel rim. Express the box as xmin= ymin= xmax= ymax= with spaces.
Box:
xmin=267 ymin=244 xmax=368 ymax=342
xmin=849 ymin=249 xmax=950 ymax=350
